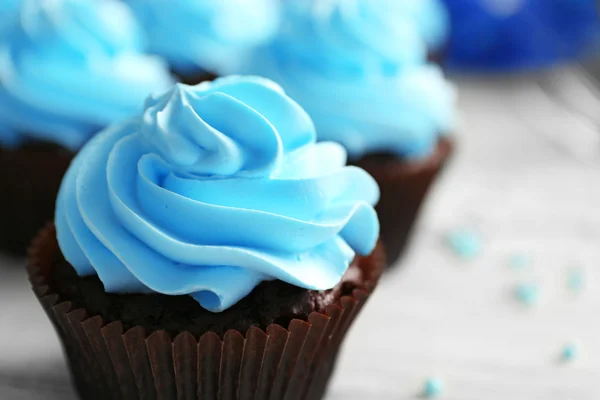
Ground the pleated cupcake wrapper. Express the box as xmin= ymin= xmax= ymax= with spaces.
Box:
xmin=0 ymin=145 xmax=72 ymax=254
xmin=28 ymin=224 xmax=379 ymax=400
xmin=354 ymin=138 xmax=454 ymax=266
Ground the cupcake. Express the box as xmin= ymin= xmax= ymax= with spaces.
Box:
xmin=28 ymin=76 xmax=384 ymax=399
xmin=243 ymin=0 xmax=456 ymax=266
xmin=123 ymin=0 xmax=281 ymax=85
xmin=0 ymin=0 xmax=173 ymax=254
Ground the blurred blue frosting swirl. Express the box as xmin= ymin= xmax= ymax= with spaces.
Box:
xmin=397 ymin=0 xmax=450 ymax=52
xmin=442 ymin=0 xmax=600 ymax=70
xmin=55 ymin=76 xmax=380 ymax=312
xmin=0 ymin=0 xmax=173 ymax=150
xmin=124 ymin=0 xmax=280 ymax=75
xmin=0 ymin=0 xmax=22 ymax=33
xmin=243 ymin=0 xmax=456 ymax=159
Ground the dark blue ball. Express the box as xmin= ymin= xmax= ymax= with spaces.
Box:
xmin=441 ymin=0 xmax=600 ymax=71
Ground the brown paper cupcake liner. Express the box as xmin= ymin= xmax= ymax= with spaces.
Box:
xmin=353 ymin=137 xmax=454 ymax=266
xmin=28 ymin=224 xmax=382 ymax=400
xmin=0 ymin=143 xmax=73 ymax=254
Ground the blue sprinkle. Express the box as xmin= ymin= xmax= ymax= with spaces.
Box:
xmin=567 ymin=268 xmax=585 ymax=293
xmin=508 ymin=254 xmax=532 ymax=270
xmin=514 ymin=282 xmax=540 ymax=306
xmin=446 ymin=229 xmax=481 ymax=260
xmin=422 ymin=377 xmax=444 ymax=398
xmin=560 ymin=342 xmax=580 ymax=362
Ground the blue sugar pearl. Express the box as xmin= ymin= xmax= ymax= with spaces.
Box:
xmin=442 ymin=0 xmax=600 ymax=71
xmin=508 ymin=254 xmax=532 ymax=270
xmin=422 ymin=377 xmax=444 ymax=398
xmin=515 ymin=282 xmax=540 ymax=306
xmin=567 ymin=268 xmax=585 ymax=293
xmin=561 ymin=342 xmax=580 ymax=363
xmin=446 ymin=229 xmax=482 ymax=260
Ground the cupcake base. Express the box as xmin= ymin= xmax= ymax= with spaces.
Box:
xmin=28 ymin=224 xmax=384 ymax=400
xmin=353 ymin=138 xmax=453 ymax=267
xmin=0 ymin=142 xmax=72 ymax=255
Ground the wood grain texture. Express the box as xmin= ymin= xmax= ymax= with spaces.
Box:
xmin=1 ymin=77 xmax=599 ymax=399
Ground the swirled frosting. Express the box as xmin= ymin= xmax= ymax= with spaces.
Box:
xmin=393 ymin=0 xmax=449 ymax=51
xmin=124 ymin=0 xmax=280 ymax=75
xmin=0 ymin=0 xmax=173 ymax=150
xmin=55 ymin=76 xmax=380 ymax=312
xmin=243 ymin=0 xmax=456 ymax=159
xmin=0 ymin=0 xmax=21 ymax=33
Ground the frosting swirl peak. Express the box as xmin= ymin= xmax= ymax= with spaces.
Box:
xmin=56 ymin=76 xmax=380 ymax=312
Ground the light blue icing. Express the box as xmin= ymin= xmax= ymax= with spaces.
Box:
xmin=0 ymin=0 xmax=22 ymax=33
xmin=124 ymin=0 xmax=280 ymax=75
xmin=0 ymin=0 xmax=173 ymax=150
xmin=55 ymin=76 xmax=380 ymax=312
xmin=396 ymin=0 xmax=450 ymax=51
xmin=243 ymin=0 xmax=456 ymax=159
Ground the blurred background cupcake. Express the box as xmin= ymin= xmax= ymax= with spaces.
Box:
xmin=242 ymin=0 xmax=456 ymax=266
xmin=441 ymin=0 xmax=600 ymax=71
xmin=0 ymin=0 xmax=172 ymax=254
xmin=395 ymin=0 xmax=451 ymax=64
xmin=123 ymin=0 xmax=281 ymax=84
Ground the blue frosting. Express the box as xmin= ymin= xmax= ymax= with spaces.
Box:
xmin=55 ymin=76 xmax=380 ymax=312
xmin=442 ymin=0 xmax=600 ymax=70
xmin=243 ymin=0 xmax=456 ymax=159
xmin=397 ymin=0 xmax=450 ymax=51
xmin=124 ymin=0 xmax=280 ymax=75
xmin=0 ymin=0 xmax=173 ymax=150
xmin=0 ymin=0 xmax=21 ymax=33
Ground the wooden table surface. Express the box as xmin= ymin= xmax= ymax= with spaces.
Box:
xmin=1 ymin=74 xmax=600 ymax=399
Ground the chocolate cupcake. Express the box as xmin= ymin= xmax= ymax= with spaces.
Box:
xmin=123 ymin=0 xmax=281 ymax=85
xmin=28 ymin=76 xmax=383 ymax=399
xmin=242 ymin=0 xmax=457 ymax=266
xmin=0 ymin=0 xmax=173 ymax=254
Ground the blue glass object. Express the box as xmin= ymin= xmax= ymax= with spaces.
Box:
xmin=441 ymin=0 xmax=600 ymax=71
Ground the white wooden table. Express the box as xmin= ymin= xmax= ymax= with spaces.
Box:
xmin=1 ymin=74 xmax=600 ymax=399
